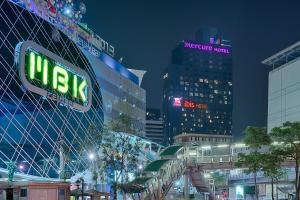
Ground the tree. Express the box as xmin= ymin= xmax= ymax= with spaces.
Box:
xmin=262 ymin=150 xmax=284 ymax=200
xmin=99 ymin=131 xmax=141 ymax=200
xmin=236 ymin=126 xmax=271 ymax=200
xmin=77 ymin=114 xmax=141 ymax=199
xmin=270 ymin=121 xmax=300 ymax=200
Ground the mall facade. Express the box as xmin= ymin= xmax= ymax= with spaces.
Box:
xmin=0 ymin=0 xmax=146 ymax=182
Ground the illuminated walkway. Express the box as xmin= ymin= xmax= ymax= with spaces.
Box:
xmin=124 ymin=134 xmax=296 ymax=200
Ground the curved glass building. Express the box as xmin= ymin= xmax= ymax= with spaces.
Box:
xmin=0 ymin=0 xmax=104 ymax=178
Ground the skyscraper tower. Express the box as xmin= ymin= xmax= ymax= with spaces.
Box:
xmin=162 ymin=28 xmax=233 ymax=144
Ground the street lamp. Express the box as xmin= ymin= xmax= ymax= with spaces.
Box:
xmin=88 ymin=153 xmax=95 ymax=160
xmin=76 ymin=178 xmax=84 ymax=200
xmin=138 ymin=164 xmax=143 ymax=170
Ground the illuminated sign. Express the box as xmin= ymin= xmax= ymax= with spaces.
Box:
xmin=183 ymin=100 xmax=207 ymax=109
xmin=184 ymin=41 xmax=230 ymax=55
xmin=173 ymin=97 xmax=182 ymax=107
xmin=15 ymin=41 xmax=92 ymax=112
xmin=173 ymin=98 xmax=207 ymax=110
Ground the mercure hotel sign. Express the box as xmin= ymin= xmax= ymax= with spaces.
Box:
xmin=15 ymin=41 xmax=92 ymax=112
xmin=184 ymin=41 xmax=230 ymax=55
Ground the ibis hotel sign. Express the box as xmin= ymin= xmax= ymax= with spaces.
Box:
xmin=15 ymin=41 xmax=92 ymax=112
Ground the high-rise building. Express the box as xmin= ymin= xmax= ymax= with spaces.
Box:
xmin=163 ymin=28 xmax=233 ymax=144
xmin=145 ymin=108 xmax=164 ymax=144
xmin=262 ymin=41 xmax=300 ymax=132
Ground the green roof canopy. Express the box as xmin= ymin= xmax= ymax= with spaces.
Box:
xmin=144 ymin=159 xmax=170 ymax=172
xmin=159 ymin=145 xmax=183 ymax=157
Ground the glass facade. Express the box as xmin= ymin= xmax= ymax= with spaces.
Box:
xmin=163 ymin=29 xmax=233 ymax=144
xmin=0 ymin=1 xmax=103 ymax=178
xmin=83 ymin=50 xmax=146 ymax=135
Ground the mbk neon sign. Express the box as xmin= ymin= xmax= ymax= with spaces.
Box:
xmin=27 ymin=51 xmax=87 ymax=102
xmin=16 ymin=41 xmax=92 ymax=112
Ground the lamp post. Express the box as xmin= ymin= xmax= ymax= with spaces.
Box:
xmin=76 ymin=178 xmax=84 ymax=200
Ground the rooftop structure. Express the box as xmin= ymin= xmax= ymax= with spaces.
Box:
xmin=262 ymin=41 xmax=300 ymax=69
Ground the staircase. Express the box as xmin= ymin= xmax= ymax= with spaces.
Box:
xmin=188 ymin=166 xmax=215 ymax=200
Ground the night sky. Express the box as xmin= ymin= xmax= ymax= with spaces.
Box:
xmin=83 ymin=1 xmax=300 ymax=139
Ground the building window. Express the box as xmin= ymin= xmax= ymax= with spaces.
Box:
xmin=20 ymin=189 xmax=27 ymax=197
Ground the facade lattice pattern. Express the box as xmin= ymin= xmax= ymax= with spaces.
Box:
xmin=0 ymin=0 xmax=104 ymax=178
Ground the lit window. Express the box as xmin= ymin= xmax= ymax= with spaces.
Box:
xmin=189 ymin=92 xmax=193 ymax=96
xmin=204 ymin=79 xmax=208 ymax=83
xmin=163 ymin=73 xmax=168 ymax=79
xmin=214 ymin=90 xmax=218 ymax=94
xmin=228 ymin=81 xmax=232 ymax=86
xmin=214 ymin=80 xmax=219 ymax=84
xmin=209 ymin=119 xmax=213 ymax=123
xmin=199 ymin=78 xmax=204 ymax=82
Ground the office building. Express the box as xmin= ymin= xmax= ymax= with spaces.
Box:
xmin=163 ymin=28 xmax=233 ymax=144
xmin=263 ymin=41 xmax=300 ymax=132
xmin=145 ymin=108 xmax=164 ymax=144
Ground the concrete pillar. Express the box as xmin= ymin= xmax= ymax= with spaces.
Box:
xmin=157 ymin=178 xmax=161 ymax=200
xmin=59 ymin=140 xmax=65 ymax=179
xmin=184 ymin=173 xmax=189 ymax=198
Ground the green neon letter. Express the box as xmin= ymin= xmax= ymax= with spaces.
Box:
xmin=42 ymin=59 xmax=48 ymax=85
xmin=37 ymin=55 xmax=42 ymax=72
xmin=78 ymin=80 xmax=87 ymax=102
xmin=53 ymin=66 xmax=69 ymax=94
xmin=73 ymin=75 xmax=78 ymax=98
xmin=29 ymin=52 xmax=35 ymax=79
